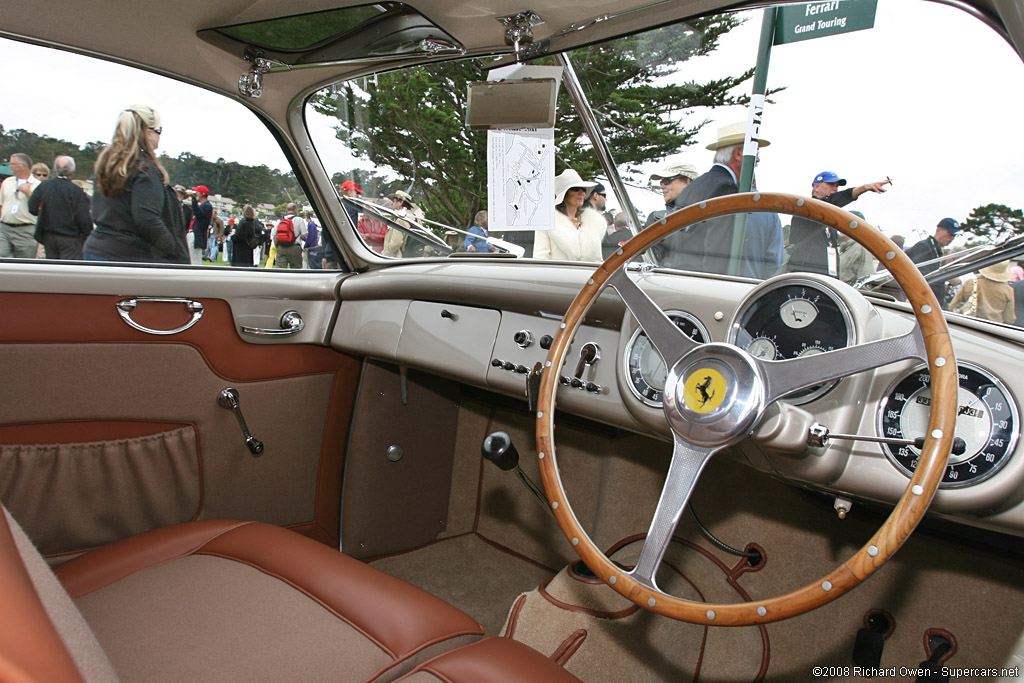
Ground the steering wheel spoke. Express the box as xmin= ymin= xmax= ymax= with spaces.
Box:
xmin=762 ymin=328 xmax=928 ymax=403
xmin=607 ymin=267 xmax=699 ymax=365
xmin=630 ymin=436 xmax=717 ymax=589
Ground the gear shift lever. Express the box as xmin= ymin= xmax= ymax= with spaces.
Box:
xmin=481 ymin=431 xmax=553 ymax=517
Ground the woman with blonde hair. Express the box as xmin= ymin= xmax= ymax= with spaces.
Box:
xmin=83 ymin=104 xmax=188 ymax=263
xmin=29 ymin=162 xmax=49 ymax=181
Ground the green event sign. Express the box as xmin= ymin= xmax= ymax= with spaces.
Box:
xmin=774 ymin=0 xmax=877 ymax=45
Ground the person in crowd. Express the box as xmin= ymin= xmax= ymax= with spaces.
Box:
xmin=783 ymin=171 xmax=890 ymax=276
xmin=602 ymin=212 xmax=634 ymax=260
xmin=274 ymin=202 xmax=307 ymax=268
xmin=30 ymin=162 xmax=50 ymax=182
xmin=339 ymin=180 xmax=362 ymax=228
xmin=0 ymin=152 xmax=42 ymax=258
xmin=174 ymin=185 xmax=193 ymax=241
xmin=189 ymin=184 xmax=212 ymax=265
xmin=382 ymin=190 xmax=420 ymax=258
xmin=905 ymin=217 xmax=961 ymax=308
xmin=230 ymin=204 xmax=260 ymax=267
xmin=533 ymin=168 xmax=605 ymax=262
xmin=650 ymin=122 xmax=770 ymax=274
xmin=304 ymin=210 xmax=322 ymax=269
xmin=645 ymin=161 xmax=699 ymax=229
xmin=950 ymin=260 xmax=1015 ymax=323
xmin=837 ymin=210 xmax=877 ymax=286
xmin=82 ymin=105 xmax=188 ymax=263
xmin=464 ymin=210 xmax=493 ymax=252
xmin=1011 ymin=260 xmax=1024 ymax=282
xmin=207 ymin=208 xmax=225 ymax=262
xmin=585 ymin=183 xmax=608 ymax=215
xmin=223 ymin=217 xmax=234 ymax=263
xmin=27 ymin=155 xmax=92 ymax=259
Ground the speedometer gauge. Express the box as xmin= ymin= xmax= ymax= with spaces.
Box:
xmin=878 ymin=363 xmax=1018 ymax=488
xmin=625 ymin=311 xmax=709 ymax=407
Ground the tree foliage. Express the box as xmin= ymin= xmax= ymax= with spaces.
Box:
xmin=310 ymin=15 xmax=750 ymax=229
xmin=961 ymin=203 xmax=1024 ymax=244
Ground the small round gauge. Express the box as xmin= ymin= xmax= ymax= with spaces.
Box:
xmin=729 ymin=279 xmax=854 ymax=404
xmin=625 ymin=311 xmax=709 ymax=407
xmin=878 ymin=362 xmax=1019 ymax=488
xmin=746 ymin=337 xmax=778 ymax=360
xmin=780 ymin=298 xmax=818 ymax=329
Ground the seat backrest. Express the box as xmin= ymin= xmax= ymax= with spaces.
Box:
xmin=0 ymin=507 xmax=119 ymax=682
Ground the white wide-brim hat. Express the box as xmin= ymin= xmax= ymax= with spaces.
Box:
xmin=706 ymin=121 xmax=771 ymax=150
xmin=554 ymin=168 xmax=598 ymax=205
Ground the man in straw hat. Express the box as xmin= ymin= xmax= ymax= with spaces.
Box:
xmin=651 ymin=121 xmax=779 ymax=276
xmin=781 ymin=170 xmax=891 ymax=276
xmin=949 ymin=260 xmax=1015 ymax=323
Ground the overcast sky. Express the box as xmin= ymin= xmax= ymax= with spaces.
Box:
xmin=3 ymin=0 xmax=1022 ymax=245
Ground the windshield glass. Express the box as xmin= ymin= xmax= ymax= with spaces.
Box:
xmin=306 ymin=0 xmax=1024 ymax=324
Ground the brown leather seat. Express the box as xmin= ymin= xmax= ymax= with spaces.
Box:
xmin=0 ymin=511 xmax=581 ymax=683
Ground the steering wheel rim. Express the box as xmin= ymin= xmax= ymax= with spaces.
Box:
xmin=535 ymin=192 xmax=957 ymax=625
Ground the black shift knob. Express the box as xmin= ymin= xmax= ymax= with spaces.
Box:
xmin=481 ymin=431 xmax=519 ymax=471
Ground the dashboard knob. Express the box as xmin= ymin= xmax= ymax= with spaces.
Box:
xmin=585 ymin=382 xmax=600 ymax=393
xmin=570 ymin=378 xmax=584 ymax=389
xmin=491 ymin=358 xmax=503 ymax=367
xmin=540 ymin=335 xmax=554 ymax=350
xmin=515 ymin=364 xmax=529 ymax=374
xmin=513 ymin=330 xmax=534 ymax=348
xmin=502 ymin=361 xmax=515 ymax=371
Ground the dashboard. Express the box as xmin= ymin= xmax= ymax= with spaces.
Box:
xmin=333 ymin=261 xmax=1024 ymax=538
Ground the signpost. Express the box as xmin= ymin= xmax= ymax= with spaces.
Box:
xmin=729 ymin=0 xmax=878 ymax=274
xmin=774 ymin=0 xmax=878 ymax=45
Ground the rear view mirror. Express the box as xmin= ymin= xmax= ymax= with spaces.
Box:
xmin=466 ymin=78 xmax=557 ymax=129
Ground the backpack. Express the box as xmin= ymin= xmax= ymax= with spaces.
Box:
xmin=275 ymin=216 xmax=296 ymax=245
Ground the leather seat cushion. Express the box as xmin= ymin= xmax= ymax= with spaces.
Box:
xmin=54 ymin=520 xmax=484 ymax=682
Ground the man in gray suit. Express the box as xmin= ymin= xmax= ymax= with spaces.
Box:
xmin=651 ymin=122 xmax=770 ymax=274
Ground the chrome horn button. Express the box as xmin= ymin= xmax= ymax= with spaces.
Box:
xmin=663 ymin=343 xmax=766 ymax=447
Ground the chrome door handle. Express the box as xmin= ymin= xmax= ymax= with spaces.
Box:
xmin=116 ymin=297 xmax=204 ymax=335
xmin=240 ymin=310 xmax=305 ymax=337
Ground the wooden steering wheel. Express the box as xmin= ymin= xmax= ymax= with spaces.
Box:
xmin=535 ymin=192 xmax=957 ymax=625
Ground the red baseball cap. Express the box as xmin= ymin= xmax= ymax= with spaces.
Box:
xmin=190 ymin=185 xmax=210 ymax=195
xmin=341 ymin=180 xmax=363 ymax=193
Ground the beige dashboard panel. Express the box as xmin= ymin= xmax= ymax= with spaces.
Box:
xmin=397 ymin=301 xmax=501 ymax=385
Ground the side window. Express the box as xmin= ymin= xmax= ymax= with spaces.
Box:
xmin=0 ymin=37 xmax=337 ymax=270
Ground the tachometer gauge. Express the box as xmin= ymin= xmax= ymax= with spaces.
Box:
xmin=625 ymin=311 xmax=709 ymax=407
xmin=729 ymin=279 xmax=854 ymax=404
xmin=878 ymin=363 xmax=1018 ymax=488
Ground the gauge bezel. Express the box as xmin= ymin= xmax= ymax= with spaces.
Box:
xmin=623 ymin=310 xmax=710 ymax=408
xmin=876 ymin=361 xmax=1020 ymax=489
xmin=727 ymin=276 xmax=856 ymax=404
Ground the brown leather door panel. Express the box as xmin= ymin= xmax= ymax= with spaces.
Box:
xmin=0 ymin=292 xmax=358 ymax=554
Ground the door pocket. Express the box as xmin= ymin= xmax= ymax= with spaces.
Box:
xmin=0 ymin=426 xmax=200 ymax=555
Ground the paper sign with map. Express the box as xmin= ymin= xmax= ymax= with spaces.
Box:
xmin=487 ymin=127 xmax=554 ymax=232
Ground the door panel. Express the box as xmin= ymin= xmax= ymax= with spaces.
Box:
xmin=0 ymin=288 xmax=358 ymax=554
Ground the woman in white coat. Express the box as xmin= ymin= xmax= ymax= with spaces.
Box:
xmin=534 ymin=169 xmax=606 ymax=262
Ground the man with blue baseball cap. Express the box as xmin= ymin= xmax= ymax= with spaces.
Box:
xmin=905 ymin=217 xmax=962 ymax=308
xmin=781 ymin=170 xmax=891 ymax=275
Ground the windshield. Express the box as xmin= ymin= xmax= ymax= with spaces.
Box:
xmin=307 ymin=0 xmax=1024 ymax=325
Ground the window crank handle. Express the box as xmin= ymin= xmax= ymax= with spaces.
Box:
xmin=218 ymin=388 xmax=265 ymax=456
